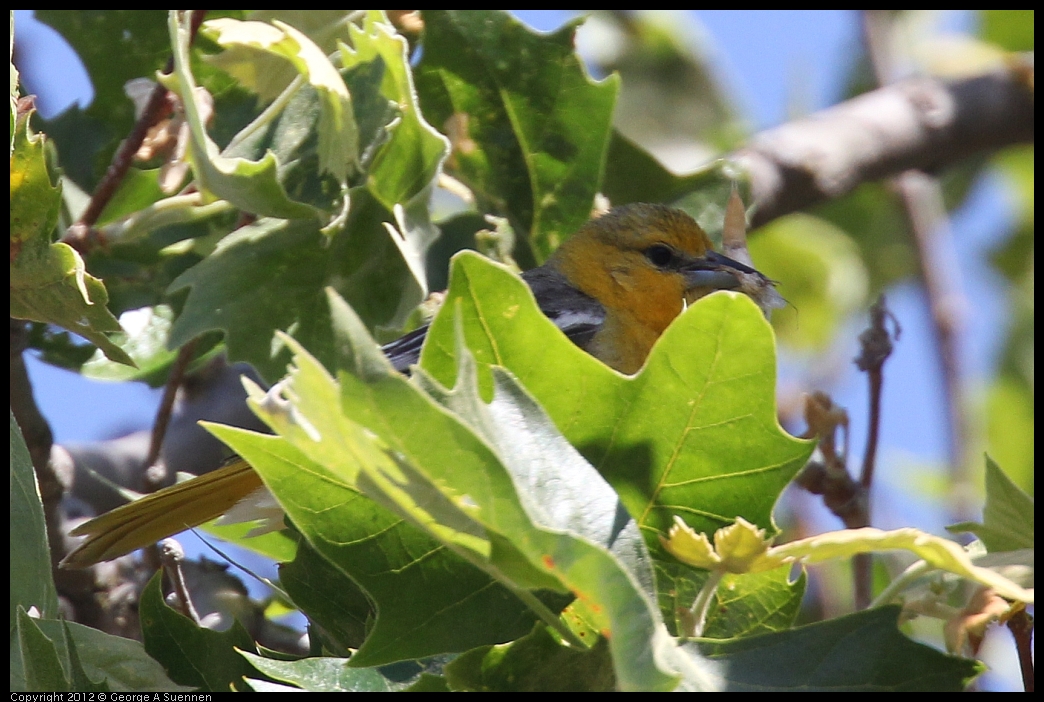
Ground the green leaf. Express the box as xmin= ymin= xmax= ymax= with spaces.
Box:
xmin=62 ymin=620 xmax=112 ymax=693
xmin=201 ymin=17 xmax=358 ymax=183
xmin=79 ymin=305 xmax=180 ymax=381
xmin=239 ymin=651 xmax=403 ymax=692
xmin=415 ymin=10 xmax=619 ymax=265
xmin=35 ymin=11 xmax=171 ymax=187
xmin=657 ymin=563 xmax=806 ymax=639
xmin=210 ymin=290 xmax=717 ymax=689
xmin=339 ymin=11 xmax=449 ymax=302
xmin=15 ymin=608 xmax=70 ymax=692
xmin=278 ymin=536 xmax=372 ymax=653
xmin=198 ymin=514 xmax=299 ymax=565
xmin=206 ymin=426 xmax=549 ymax=667
xmin=94 ymin=168 xmax=168 ymax=226
xmin=947 ymin=456 xmax=1034 ymax=552
xmin=10 ymin=112 xmax=62 ymax=248
xmin=983 ymin=374 xmax=1034 ymax=491
xmin=341 ymin=12 xmax=450 ymax=212
xmin=10 ymin=413 xmax=59 ymax=622
xmin=602 ymin=132 xmax=750 ymax=240
xmin=10 ymin=113 xmax=133 ymax=366
xmin=699 ymin=606 xmax=983 ymax=691
xmin=406 ymin=673 xmax=451 ymax=691
xmin=206 ymin=11 xmax=359 ymax=102
xmin=167 ymin=13 xmax=450 ymax=378
xmin=139 ymin=571 xmax=259 ymax=691
xmin=9 ymin=236 xmax=133 ymax=366
xmin=318 ymin=290 xmax=700 ymax=689
xmin=167 ymin=11 xmax=320 ymax=220
xmin=979 ymin=10 xmax=1035 ymax=52
xmin=84 ymin=196 xmax=234 ymax=308
xmin=166 ymin=197 xmax=424 ymax=383
xmin=445 ymin=624 xmax=616 ymax=691
xmin=420 ymin=253 xmax=814 ymax=551
xmin=12 ymin=612 xmax=188 ymax=692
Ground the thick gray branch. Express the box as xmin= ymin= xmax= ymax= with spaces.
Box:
xmin=734 ymin=66 xmax=1034 ymax=227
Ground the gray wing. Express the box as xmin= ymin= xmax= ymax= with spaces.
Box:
xmin=381 ymin=265 xmax=606 ymax=374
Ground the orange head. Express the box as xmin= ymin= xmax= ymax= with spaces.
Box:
xmin=546 ymin=203 xmax=760 ymax=373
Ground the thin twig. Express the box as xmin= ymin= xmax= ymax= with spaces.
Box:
xmin=1007 ymin=608 xmax=1034 ymax=692
xmin=62 ymin=10 xmax=208 ymax=254
xmin=849 ymin=296 xmax=899 ymax=609
xmin=860 ymin=10 xmax=972 ymax=519
xmin=158 ymin=538 xmax=201 ymax=624
xmin=854 ymin=297 xmax=900 ymax=490
xmin=142 ymin=337 xmax=199 ymax=492
xmin=849 ymin=295 xmax=899 ymax=609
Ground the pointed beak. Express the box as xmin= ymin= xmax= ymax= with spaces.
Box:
xmin=683 ymin=250 xmax=785 ymax=315
xmin=682 ymin=250 xmax=763 ymax=291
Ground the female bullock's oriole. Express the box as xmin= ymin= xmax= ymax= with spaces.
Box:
xmin=62 ymin=203 xmax=775 ymax=568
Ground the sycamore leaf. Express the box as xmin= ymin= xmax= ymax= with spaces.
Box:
xmin=340 ymin=12 xmax=449 ymax=213
xmin=167 ymin=13 xmax=447 ymax=380
xmin=201 ymin=17 xmax=358 ymax=184
xmin=239 ymin=651 xmax=406 ymax=692
xmin=947 ymin=456 xmax=1034 ymax=553
xmin=338 ymin=11 xmax=449 ymax=312
xmin=698 ymin=606 xmax=983 ymax=691
xmin=208 ymin=288 xmax=717 ymax=690
xmin=10 ymin=113 xmax=133 ymax=366
xmin=415 ymin=10 xmax=618 ymax=265
xmin=10 ymin=415 xmax=59 ymax=622
xmin=420 ymin=252 xmax=814 ymax=553
xmin=166 ymin=200 xmax=421 ymax=383
xmin=166 ymin=11 xmax=320 ymax=220
xmin=444 ymin=624 xmax=616 ymax=692
xmin=138 ymin=573 xmax=256 ymax=692
xmin=206 ymin=425 xmax=546 ymax=666
xmin=13 ymin=613 xmax=189 ymax=693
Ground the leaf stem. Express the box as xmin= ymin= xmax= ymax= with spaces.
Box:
xmin=508 ymin=584 xmax=588 ymax=649
xmin=687 ymin=569 xmax=724 ymax=638
xmin=223 ymin=75 xmax=306 ymax=155
xmin=869 ymin=559 xmax=932 ymax=609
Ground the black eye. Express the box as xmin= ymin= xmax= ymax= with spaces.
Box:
xmin=644 ymin=244 xmax=675 ymax=268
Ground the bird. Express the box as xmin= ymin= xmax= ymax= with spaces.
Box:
xmin=61 ymin=203 xmax=778 ymax=569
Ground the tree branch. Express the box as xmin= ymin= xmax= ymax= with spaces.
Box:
xmin=734 ymin=64 xmax=1034 ymax=228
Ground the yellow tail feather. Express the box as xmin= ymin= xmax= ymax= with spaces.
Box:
xmin=61 ymin=458 xmax=263 ymax=569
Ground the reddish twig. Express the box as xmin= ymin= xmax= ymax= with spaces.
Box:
xmin=1007 ymin=608 xmax=1034 ymax=692
xmin=851 ymin=295 xmax=899 ymax=610
xmin=142 ymin=337 xmax=200 ymax=492
xmin=62 ymin=10 xmax=208 ymax=254
xmin=854 ymin=296 xmax=900 ymax=491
